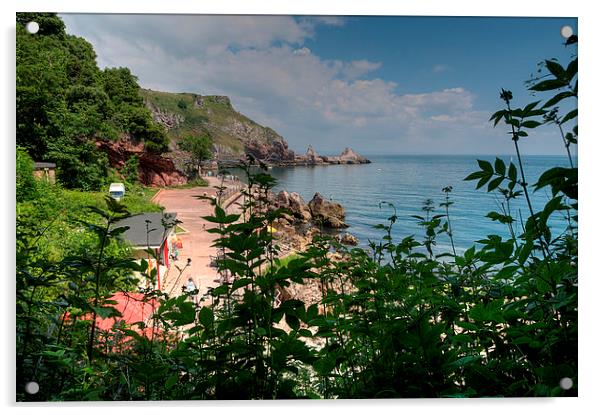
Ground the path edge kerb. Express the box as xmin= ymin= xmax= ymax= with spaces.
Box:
xmin=151 ymin=188 xmax=164 ymax=204
xmin=222 ymin=190 xmax=243 ymax=209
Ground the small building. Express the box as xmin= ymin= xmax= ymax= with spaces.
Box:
xmin=114 ymin=212 xmax=178 ymax=290
xmin=33 ymin=162 xmax=56 ymax=183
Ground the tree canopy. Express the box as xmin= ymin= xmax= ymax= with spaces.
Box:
xmin=179 ymin=133 xmax=213 ymax=177
xmin=16 ymin=12 xmax=168 ymax=190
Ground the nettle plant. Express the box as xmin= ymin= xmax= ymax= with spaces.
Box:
xmin=16 ymin=43 xmax=577 ymax=400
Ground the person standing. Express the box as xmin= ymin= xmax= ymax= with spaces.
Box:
xmin=185 ymin=277 xmax=198 ymax=304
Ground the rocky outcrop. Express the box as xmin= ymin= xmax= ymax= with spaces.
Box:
xmin=293 ymin=146 xmax=369 ymax=166
xmin=336 ymin=233 xmax=359 ymax=246
xmin=245 ymin=137 xmax=295 ymax=162
xmin=147 ymin=104 xmax=184 ymax=131
xmin=304 ymin=145 xmax=327 ymax=164
xmin=96 ymin=138 xmax=187 ymax=187
xmin=276 ymin=190 xmax=312 ymax=222
xmin=308 ymin=192 xmax=348 ymax=228
xmin=326 ymin=147 xmax=370 ymax=164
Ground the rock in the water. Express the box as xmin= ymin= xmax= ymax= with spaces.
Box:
xmin=337 ymin=233 xmax=359 ymax=246
xmin=339 ymin=147 xmax=369 ymax=163
xmin=326 ymin=147 xmax=370 ymax=164
xmin=289 ymin=192 xmax=312 ymax=222
xmin=277 ymin=190 xmax=312 ymax=222
xmin=308 ymin=192 xmax=348 ymax=228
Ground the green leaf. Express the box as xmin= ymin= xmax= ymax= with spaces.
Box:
xmin=494 ymin=158 xmax=506 ymax=175
xmin=476 ymin=174 xmax=491 ymax=190
xmin=566 ymin=58 xmax=578 ymax=81
xmin=545 ymin=60 xmax=567 ymax=80
xmin=92 ymin=305 xmax=121 ymax=319
xmin=543 ymin=91 xmax=575 ymax=108
xmin=517 ymin=240 xmax=533 ymax=265
xmin=490 ymin=110 xmax=508 ymax=126
xmin=298 ymin=329 xmax=313 ymax=337
xmin=464 ymin=171 xmax=486 ymax=181
xmin=489 ymin=109 xmax=506 ymax=122
xmin=487 ymin=176 xmax=504 ymax=192
xmin=486 ymin=211 xmax=514 ymax=224
xmin=496 ymin=265 xmax=519 ymax=280
xmin=285 ymin=314 xmax=300 ymax=331
xmin=561 ymin=109 xmax=577 ymax=124
xmin=530 ymin=79 xmax=568 ymax=91
xmin=313 ymin=356 xmax=337 ymax=376
xmin=508 ymin=163 xmax=518 ymax=182
xmin=521 ymin=120 xmax=541 ymax=129
xmin=450 ymin=355 xmax=481 ymax=369
xmin=165 ymin=374 xmax=178 ymax=389
xmin=231 ymin=277 xmax=253 ymax=291
xmin=523 ymin=101 xmax=541 ymax=114
xmin=477 ymin=159 xmax=493 ymax=173
xmin=198 ymin=306 xmax=213 ymax=328
xmin=306 ymin=304 xmax=319 ymax=322
xmin=456 ymin=321 xmax=478 ymax=331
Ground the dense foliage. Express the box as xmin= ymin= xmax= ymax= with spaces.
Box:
xmin=15 ymin=34 xmax=577 ymax=400
xmin=16 ymin=13 xmax=168 ymax=190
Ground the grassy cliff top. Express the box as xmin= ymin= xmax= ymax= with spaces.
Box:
xmin=140 ymin=89 xmax=285 ymax=156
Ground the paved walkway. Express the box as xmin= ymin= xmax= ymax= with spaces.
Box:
xmin=152 ymin=177 xmax=243 ymax=300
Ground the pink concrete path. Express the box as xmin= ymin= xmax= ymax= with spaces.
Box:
xmin=152 ymin=177 xmax=243 ymax=300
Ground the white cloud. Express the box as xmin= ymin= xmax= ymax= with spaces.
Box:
xmin=59 ymin=14 xmax=511 ymax=154
xmin=310 ymin=16 xmax=346 ymax=27
xmin=293 ymin=47 xmax=311 ymax=56
xmin=432 ymin=64 xmax=450 ymax=73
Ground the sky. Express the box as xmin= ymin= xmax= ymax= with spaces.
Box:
xmin=60 ymin=14 xmax=577 ymax=156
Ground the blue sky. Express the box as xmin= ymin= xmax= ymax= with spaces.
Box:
xmin=307 ymin=17 xmax=576 ymax=104
xmin=61 ymin=14 xmax=577 ymax=156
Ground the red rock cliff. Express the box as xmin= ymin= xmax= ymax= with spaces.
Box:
xmin=96 ymin=138 xmax=188 ymax=187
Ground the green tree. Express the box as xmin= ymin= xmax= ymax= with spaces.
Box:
xmin=178 ymin=133 xmax=213 ymax=177
xmin=16 ymin=147 xmax=37 ymax=202
xmin=16 ymin=13 xmax=169 ymax=189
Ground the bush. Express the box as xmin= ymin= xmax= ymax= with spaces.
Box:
xmin=122 ymin=155 xmax=140 ymax=184
xmin=16 ymin=147 xmax=37 ymax=202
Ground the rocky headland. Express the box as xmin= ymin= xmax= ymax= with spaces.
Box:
xmin=141 ymin=89 xmax=370 ymax=174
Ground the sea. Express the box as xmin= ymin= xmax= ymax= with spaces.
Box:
xmin=267 ymin=155 xmax=574 ymax=254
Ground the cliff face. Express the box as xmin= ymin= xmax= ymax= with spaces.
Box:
xmin=141 ymin=89 xmax=294 ymax=161
xmin=96 ymin=138 xmax=187 ymax=187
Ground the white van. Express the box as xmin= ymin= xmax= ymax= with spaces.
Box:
xmin=109 ymin=183 xmax=125 ymax=201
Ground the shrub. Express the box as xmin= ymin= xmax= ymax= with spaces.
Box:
xmin=16 ymin=147 xmax=37 ymax=202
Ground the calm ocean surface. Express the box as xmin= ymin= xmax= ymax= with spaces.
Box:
xmin=268 ymin=155 xmax=573 ymax=253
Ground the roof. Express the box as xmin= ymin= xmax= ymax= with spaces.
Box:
xmin=109 ymin=183 xmax=125 ymax=192
xmin=34 ymin=162 xmax=56 ymax=169
xmin=94 ymin=292 xmax=158 ymax=332
xmin=114 ymin=212 xmax=177 ymax=248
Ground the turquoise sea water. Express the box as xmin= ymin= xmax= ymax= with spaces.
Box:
xmin=269 ymin=155 xmax=574 ymax=253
